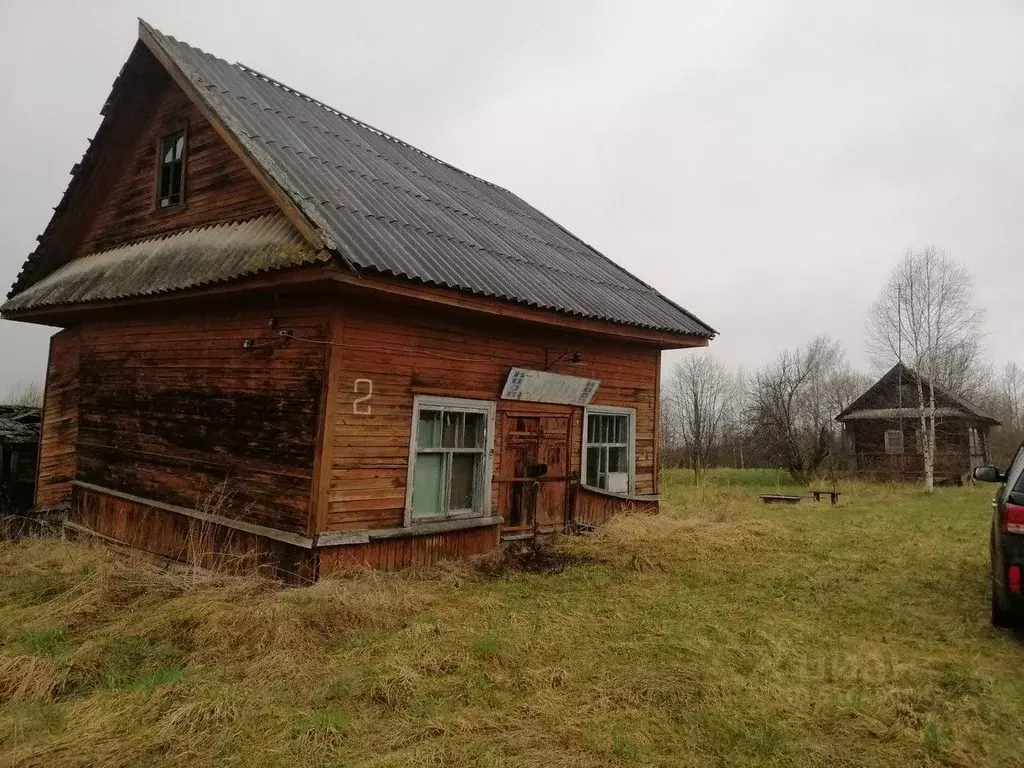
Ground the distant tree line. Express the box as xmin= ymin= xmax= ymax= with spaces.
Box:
xmin=2 ymin=381 xmax=43 ymax=408
xmin=662 ymin=247 xmax=1024 ymax=484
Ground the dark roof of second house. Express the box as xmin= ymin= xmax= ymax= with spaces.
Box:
xmin=3 ymin=21 xmax=715 ymax=340
xmin=836 ymin=362 xmax=1000 ymax=425
xmin=0 ymin=406 xmax=41 ymax=446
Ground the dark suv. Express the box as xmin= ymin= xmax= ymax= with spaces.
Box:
xmin=974 ymin=444 xmax=1024 ymax=628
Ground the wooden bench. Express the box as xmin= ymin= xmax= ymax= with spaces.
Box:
xmin=810 ymin=490 xmax=841 ymax=505
xmin=759 ymin=494 xmax=802 ymax=504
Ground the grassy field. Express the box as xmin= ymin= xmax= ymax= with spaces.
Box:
xmin=1 ymin=471 xmax=1023 ymax=767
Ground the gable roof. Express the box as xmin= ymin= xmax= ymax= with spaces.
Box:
xmin=836 ymin=362 xmax=1000 ymax=425
xmin=3 ymin=21 xmax=715 ymax=340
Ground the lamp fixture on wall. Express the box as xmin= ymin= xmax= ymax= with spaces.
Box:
xmin=544 ymin=349 xmax=585 ymax=371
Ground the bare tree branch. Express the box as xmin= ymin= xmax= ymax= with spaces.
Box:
xmin=748 ymin=335 xmax=847 ymax=483
xmin=3 ymin=381 xmax=43 ymax=408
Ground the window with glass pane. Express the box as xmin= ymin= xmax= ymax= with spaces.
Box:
xmin=584 ymin=411 xmax=632 ymax=493
xmin=411 ymin=406 xmax=487 ymax=519
xmin=157 ymin=130 xmax=185 ymax=208
xmin=884 ymin=429 xmax=904 ymax=455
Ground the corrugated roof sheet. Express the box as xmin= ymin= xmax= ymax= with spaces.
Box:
xmin=143 ymin=23 xmax=715 ymax=338
xmin=1 ymin=214 xmax=325 ymax=312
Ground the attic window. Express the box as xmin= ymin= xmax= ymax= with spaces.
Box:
xmin=157 ymin=130 xmax=186 ymax=208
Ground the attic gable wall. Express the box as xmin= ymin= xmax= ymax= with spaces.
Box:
xmin=72 ymin=49 xmax=278 ymax=259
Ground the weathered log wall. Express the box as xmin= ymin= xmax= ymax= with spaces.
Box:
xmin=317 ymin=524 xmax=499 ymax=575
xmin=36 ymin=329 xmax=80 ymax=507
xmin=847 ymin=418 xmax=982 ymax=480
xmin=70 ymin=483 xmax=316 ymax=581
xmin=74 ymin=304 xmax=327 ymax=533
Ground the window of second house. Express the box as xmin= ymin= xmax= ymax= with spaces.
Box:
xmin=583 ymin=406 xmax=635 ymax=494
xmin=157 ymin=129 xmax=186 ymax=209
xmin=407 ymin=396 xmax=495 ymax=523
xmin=884 ymin=429 xmax=904 ymax=455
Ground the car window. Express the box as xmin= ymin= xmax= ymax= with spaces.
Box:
xmin=1003 ymin=445 xmax=1024 ymax=503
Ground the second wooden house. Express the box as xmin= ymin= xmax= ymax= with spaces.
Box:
xmin=1 ymin=21 xmax=715 ymax=578
xmin=837 ymin=363 xmax=999 ymax=483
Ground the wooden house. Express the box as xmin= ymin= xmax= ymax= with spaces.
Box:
xmin=0 ymin=406 xmax=41 ymax=511
xmin=836 ymin=363 xmax=999 ymax=482
xmin=0 ymin=22 xmax=715 ymax=578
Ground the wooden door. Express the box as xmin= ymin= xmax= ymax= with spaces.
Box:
xmin=496 ymin=412 xmax=571 ymax=534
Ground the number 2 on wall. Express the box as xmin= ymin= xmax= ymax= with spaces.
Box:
xmin=353 ymin=378 xmax=373 ymax=415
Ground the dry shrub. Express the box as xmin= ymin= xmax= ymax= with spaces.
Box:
xmin=157 ymin=685 xmax=246 ymax=737
xmin=355 ymin=661 xmax=420 ymax=711
xmin=0 ymin=655 xmax=61 ymax=703
xmin=475 ymin=542 xmax=597 ymax=577
xmin=172 ymin=484 xmax=283 ymax=582
xmin=4 ymin=534 xmax=453 ymax=700
xmin=182 ymin=571 xmax=442 ymax=668
xmin=289 ymin=709 xmax=350 ymax=753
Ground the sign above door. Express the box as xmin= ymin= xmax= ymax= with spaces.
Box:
xmin=501 ymin=367 xmax=600 ymax=406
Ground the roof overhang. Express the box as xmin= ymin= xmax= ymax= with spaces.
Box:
xmin=3 ymin=255 xmax=707 ymax=349
xmin=840 ymin=407 xmax=976 ymax=421
xmin=0 ymin=214 xmax=329 ymax=317
xmin=838 ymin=406 xmax=1000 ymax=426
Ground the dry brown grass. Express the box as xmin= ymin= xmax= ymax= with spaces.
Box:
xmin=1 ymin=472 xmax=1023 ymax=766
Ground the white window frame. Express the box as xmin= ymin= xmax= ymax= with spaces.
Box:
xmin=581 ymin=405 xmax=637 ymax=495
xmin=884 ymin=429 xmax=904 ymax=456
xmin=404 ymin=395 xmax=496 ymax=527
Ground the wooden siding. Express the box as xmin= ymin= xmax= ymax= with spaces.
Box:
xmin=318 ymin=524 xmax=499 ymax=575
xmin=574 ymin=486 xmax=659 ymax=528
xmin=36 ymin=329 xmax=80 ymax=507
xmin=323 ymin=299 xmax=660 ymax=533
xmin=73 ymin=51 xmax=277 ymax=258
xmin=75 ymin=305 xmax=327 ymax=534
xmin=846 ymin=418 xmax=986 ymax=481
xmin=70 ymin=483 xmax=316 ymax=582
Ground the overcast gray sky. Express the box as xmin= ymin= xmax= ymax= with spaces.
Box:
xmin=1 ymin=0 xmax=1022 ymax=396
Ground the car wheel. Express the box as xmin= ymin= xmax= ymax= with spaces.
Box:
xmin=992 ymin=580 xmax=1015 ymax=629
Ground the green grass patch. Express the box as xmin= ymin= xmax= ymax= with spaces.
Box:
xmin=664 ymin=466 xmax=798 ymax=488
xmin=0 ymin=700 xmax=66 ymax=744
xmin=91 ymin=636 xmax=184 ymax=691
xmin=0 ymin=572 xmax=69 ymax=606
xmin=11 ymin=627 xmax=68 ymax=658
xmin=130 ymin=665 xmax=187 ymax=690
xmin=471 ymin=632 xmax=502 ymax=659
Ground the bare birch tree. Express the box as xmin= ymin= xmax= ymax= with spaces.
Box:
xmin=866 ymin=247 xmax=984 ymax=492
xmin=720 ymin=367 xmax=749 ymax=468
xmin=665 ymin=352 xmax=731 ymax=478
